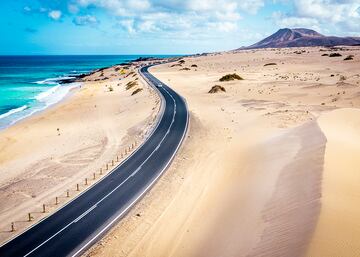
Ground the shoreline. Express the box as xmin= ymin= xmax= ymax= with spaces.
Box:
xmin=0 ymin=82 xmax=82 ymax=131
xmin=0 ymin=56 xmax=178 ymax=132
xmin=0 ymin=59 xmax=164 ymax=243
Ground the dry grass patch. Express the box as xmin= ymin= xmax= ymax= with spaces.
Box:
xmin=208 ymin=85 xmax=226 ymax=93
xmin=132 ymin=88 xmax=143 ymax=95
xmin=264 ymin=63 xmax=277 ymax=66
xmin=219 ymin=73 xmax=243 ymax=82
xmin=126 ymin=81 xmax=138 ymax=90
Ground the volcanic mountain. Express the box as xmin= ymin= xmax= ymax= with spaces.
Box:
xmin=243 ymin=28 xmax=360 ymax=49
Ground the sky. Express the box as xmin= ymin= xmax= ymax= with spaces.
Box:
xmin=1 ymin=0 xmax=359 ymax=55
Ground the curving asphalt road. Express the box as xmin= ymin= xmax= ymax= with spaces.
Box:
xmin=0 ymin=65 xmax=189 ymax=257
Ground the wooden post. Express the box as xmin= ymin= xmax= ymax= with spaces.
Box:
xmin=11 ymin=222 xmax=15 ymax=232
xmin=67 ymin=190 xmax=70 ymax=197
xmin=106 ymin=164 xmax=109 ymax=170
xmin=76 ymin=184 xmax=80 ymax=191
xmin=85 ymin=178 xmax=88 ymax=185
xmin=28 ymin=213 xmax=32 ymax=222
xmin=43 ymin=204 xmax=46 ymax=213
xmin=93 ymin=173 xmax=96 ymax=180
xmin=117 ymin=156 xmax=119 ymax=162
xmin=55 ymin=197 xmax=58 ymax=205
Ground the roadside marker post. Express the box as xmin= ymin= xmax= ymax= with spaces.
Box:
xmin=11 ymin=222 xmax=15 ymax=232
xmin=28 ymin=213 xmax=33 ymax=222
xmin=76 ymin=184 xmax=80 ymax=191
xmin=112 ymin=160 xmax=114 ymax=166
xmin=85 ymin=178 xmax=88 ymax=186
xmin=42 ymin=204 xmax=46 ymax=213
xmin=55 ymin=197 xmax=58 ymax=205
xmin=106 ymin=164 xmax=109 ymax=170
xmin=67 ymin=190 xmax=70 ymax=197
xmin=100 ymin=168 xmax=103 ymax=175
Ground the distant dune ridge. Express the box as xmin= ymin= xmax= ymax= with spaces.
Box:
xmin=242 ymin=28 xmax=360 ymax=49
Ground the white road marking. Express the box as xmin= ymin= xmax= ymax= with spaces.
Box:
xmin=73 ymin=205 xmax=97 ymax=223
xmin=23 ymin=69 xmax=181 ymax=257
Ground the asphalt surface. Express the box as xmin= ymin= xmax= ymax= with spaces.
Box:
xmin=0 ymin=65 xmax=189 ymax=257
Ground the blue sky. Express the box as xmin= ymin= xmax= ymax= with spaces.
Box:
xmin=1 ymin=0 xmax=359 ymax=55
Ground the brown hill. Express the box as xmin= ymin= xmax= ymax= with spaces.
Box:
xmin=242 ymin=28 xmax=360 ymax=49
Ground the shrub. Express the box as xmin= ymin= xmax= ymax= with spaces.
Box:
xmin=264 ymin=63 xmax=277 ymax=66
xmin=125 ymin=71 xmax=135 ymax=77
xmin=208 ymin=85 xmax=226 ymax=93
xmin=109 ymin=86 xmax=114 ymax=92
xmin=329 ymin=53 xmax=342 ymax=57
xmin=132 ymin=88 xmax=143 ymax=95
xmin=322 ymin=54 xmax=329 ymax=56
xmin=180 ymin=67 xmax=191 ymax=71
xmin=344 ymin=55 xmax=354 ymax=61
xmin=179 ymin=60 xmax=185 ymax=64
xmin=219 ymin=73 xmax=243 ymax=82
xmin=191 ymin=64 xmax=198 ymax=67
xmin=126 ymin=81 xmax=138 ymax=90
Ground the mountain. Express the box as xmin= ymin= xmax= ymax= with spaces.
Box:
xmin=243 ymin=28 xmax=360 ymax=49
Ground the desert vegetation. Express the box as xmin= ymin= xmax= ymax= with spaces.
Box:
xmin=126 ymin=81 xmax=138 ymax=90
xmin=219 ymin=73 xmax=243 ymax=82
xmin=329 ymin=53 xmax=342 ymax=57
xmin=264 ymin=63 xmax=277 ymax=66
xmin=344 ymin=55 xmax=354 ymax=61
xmin=208 ymin=85 xmax=226 ymax=93
xmin=132 ymin=88 xmax=143 ymax=95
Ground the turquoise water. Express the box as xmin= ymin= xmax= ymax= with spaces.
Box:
xmin=0 ymin=55 xmax=175 ymax=129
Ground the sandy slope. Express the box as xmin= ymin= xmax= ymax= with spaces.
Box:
xmin=0 ymin=65 xmax=159 ymax=243
xmin=307 ymin=108 xmax=360 ymax=257
xmin=87 ymin=46 xmax=360 ymax=257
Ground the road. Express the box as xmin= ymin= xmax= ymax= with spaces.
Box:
xmin=0 ymin=65 xmax=189 ymax=257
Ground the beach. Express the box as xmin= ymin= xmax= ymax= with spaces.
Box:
xmin=85 ymin=46 xmax=360 ymax=257
xmin=1 ymin=47 xmax=360 ymax=256
xmin=0 ymin=63 xmax=160 ymax=243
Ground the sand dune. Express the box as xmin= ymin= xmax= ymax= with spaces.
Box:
xmin=88 ymin=46 xmax=360 ymax=257
xmin=307 ymin=108 xmax=360 ymax=257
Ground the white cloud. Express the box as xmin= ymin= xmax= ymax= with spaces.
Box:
xmin=272 ymin=11 xmax=320 ymax=31
xmin=274 ymin=0 xmax=360 ymax=34
xmin=48 ymin=10 xmax=62 ymax=20
xmin=238 ymin=0 xmax=264 ymax=14
xmin=73 ymin=15 xmax=99 ymax=26
xmin=119 ymin=19 xmax=136 ymax=34
xmin=23 ymin=6 xmax=32 ymax=12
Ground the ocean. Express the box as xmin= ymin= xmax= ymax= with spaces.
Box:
xmin=0 ymin=55 xmax=175 ymax=130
